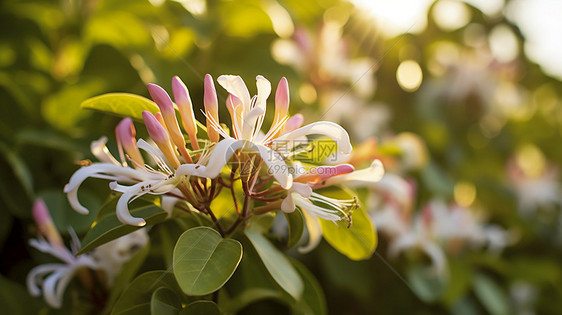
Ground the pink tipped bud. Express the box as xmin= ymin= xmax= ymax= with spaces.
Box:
xmin=204 ymin=74 xmax=219 ymax=142
xmin=172 ymin=76 xmax=197 ymax=137
xmin=275 ymin=77 xmax=289 ymax=118
xmin=142 ymin=111 xmax=169 ymax=144
xmin=148 ymin=82 xmax=191 ymax=162
xmin=296 ymin=164 xmax=355 ymax=184
xmin=142 ymin=111 xmax=181 ymax=168
xmin=115 ymin=118 xmax=144 ymax=168
xmin=285 ymin=113 xmax=304 ymax=133
xmin=33 ymin=199 xmax=64 ymax=247
xmin=147 ymin=83 xmax=175 ymax=116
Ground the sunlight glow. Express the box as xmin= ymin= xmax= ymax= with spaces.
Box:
xmin=350 ymin=0 xmax=434 ymax=37
xmin=454 ymin=182 xmax=477 ymax=207
xmin=489 ymin=24 xmax=519 ymax=63
xmin=433 ymin=0 xmax=471 ymax=31
xmin=397 ymin=60 xmax=423 ymax=92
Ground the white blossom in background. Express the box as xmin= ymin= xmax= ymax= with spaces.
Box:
xmin=27 ymin=199 xmax=148 ymax=308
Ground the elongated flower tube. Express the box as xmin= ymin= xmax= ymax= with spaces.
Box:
xmin=204 ymin=74 xmax=220 ymax=143
xmin=172 ymin=76 xmax=199 ymax=151
xmin=142 ymin=111 xmax=181 ymax=169
xmin=148 ymin=83 xmax=192 ymax=163
xmin=115 ymin=118 xmax=144 ymax=168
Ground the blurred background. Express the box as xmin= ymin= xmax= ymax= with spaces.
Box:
xmin=1 ymin=0 xmax=562 ymax=314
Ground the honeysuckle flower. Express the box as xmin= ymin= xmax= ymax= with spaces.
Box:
xmin=27 ymin=199 xmax=99 ymax=308
xmin=194 ymin=74 xmax=354 ymax=189
xmin=387 ymin=205 xmax=448 ymax=275
xmin=66 ymin=74 xmax=363 ymax=243
xmin=507 ymin=158 xmax=562 ymax=215
xmin=27 ymin=199 xmax=149 ymax=308
xmin=278 ymin=161 xmax=384 ymax=252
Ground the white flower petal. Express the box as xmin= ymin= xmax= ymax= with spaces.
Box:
xmin=42 ymin=268 xmax=67 ymax=308
xmin=293 ymin=194 xmax=341 ymax=222
xmin=291 ymin=182 xmax=312 ymax=198
xmin=256 ymin=144 xmax=293 ymax=189
xmin=298 ymin=211 xmax=322 ymax=253
xmin=324 ymin=159 xmax=384 ymax=187
xmin=161 ymin=195 xmax=180 ymax=218
xmin=217 ymin=75 xmax=251 ymax=115
xmin=26 ymin=264 xmax=62 ymax=297
xmin=281 ymin=194 xmax=295 ymax=213
xmin=90 ymin=137 xmax=120 ymax=165
xmin=64 ymin=163 xmax=150 ymax=214
xmin=272 ymin=121 xmax=352 ymax=158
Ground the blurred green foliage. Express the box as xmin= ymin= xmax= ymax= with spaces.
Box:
xmin=1 ymin=0 xmax=562 ymax=314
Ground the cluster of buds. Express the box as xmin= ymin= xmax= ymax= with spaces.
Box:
xmin=65 ymin=74 xmax=384 ymax=240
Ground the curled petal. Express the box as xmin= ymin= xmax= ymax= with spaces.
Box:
xmin=64 ymin=163 xmax=151 ymax=214
xmin=217 ymin=75 xmax=251 ymax=115
xmin=272 ymin=121 xmax=352 ymax=159
xmin=324 ymin=160 xmax=384 ymax=187
xmin=27 ymin=264 xmax=63 ymax=297
xmin=90 ymin=137 xmax=120 ymax=165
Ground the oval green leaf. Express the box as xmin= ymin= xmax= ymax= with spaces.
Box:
xmin=319 ymin=206 xmax=377 ymax=261
xmin=79 ymin=203 xmax=167 ymax=255
xmin=173 ymin=227 xmax=243 ymax=296
xmin=180 ymin=300 xmax=221 ymax=315
xmin=151 ymin=287 xmax=182 ymax=315
xmin=112 ymin=271 xmax=183 ymax=315
xmin=244 ymin=230 xmax=304 ymax=300
xmin=80 ymin=93 xmax=159 ymax=121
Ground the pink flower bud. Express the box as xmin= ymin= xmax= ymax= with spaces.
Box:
xmin=33 ymin=199 xmax=63 ymax=247
xmin=204 ymin=74 xmax=220 ymax=143
xmin=147 ymin=83 xmax=175 ymax=116
xmin=142 ymin=111 xmax=181 ymax=168
xmin=115 ymin=118 xmax=144 ymax=168
xmin=284 ymin=113 xmax=304 ymax=133
xmin=275 ymin=77 xmax=289 ymax=118
xmin=172 ymin=76 xmax=197 ymax=139
xmin=142 ymin=111 xmax=169 ymax=144
xmin=148 ymin=83 xmax=191 ymax=163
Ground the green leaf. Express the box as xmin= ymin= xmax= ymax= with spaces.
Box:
xmin=319 ymin=206 xmax=377 ymax=260
xmin=79 ymin=203 xmax=167 ymax=255
xmin=244 ymin=230 xmax=304 ymax=300
xmin=0 ymin=141 xmax=33 ymax=217
xmin=80 ymin=93 xmax=159 ymax=121
xmin=284 ymin=209 xmax=304 ymax=249
xmin=221 ymin=235 xmax=291 ymax=313
xmin=290 ymin=258 xmax=327 ymax=315
xmin=0 ymin=275 xmax=42 ymax=314
xmin=406 ymin=264 xmax=446 ymax=303
xmin=112 ymin=271 xmax=183 ymax=315
xmin=151 ymin=287 xmax=182 ymax=315
xmin=104 ymin=240 xmax=151 ymax=312
xmin=38 ymin=189 xmax=99 ymax=234
xmin=173 ymin=227 xmax=243 ymax=296
xmin=473 ymin=274 xmax=509 ymax=315
xmin=180 ymin=300 xmax=221 ymax=315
